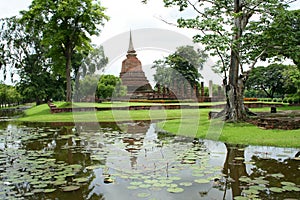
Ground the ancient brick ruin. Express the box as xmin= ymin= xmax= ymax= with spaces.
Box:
xmin=119 ymin=31 xmax=153 ymax=99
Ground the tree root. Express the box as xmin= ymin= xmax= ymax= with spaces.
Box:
xmin=209 ymin=107 xmax=257 ymax=121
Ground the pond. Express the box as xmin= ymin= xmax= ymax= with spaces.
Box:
xmin=0 ymin=121 xmax=299 ymax=200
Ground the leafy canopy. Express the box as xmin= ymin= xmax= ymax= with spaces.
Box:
xmin=153 ymin=45 xmax=207 ymax=87
xmin=97 ymin=75 xmax=126 ymax=99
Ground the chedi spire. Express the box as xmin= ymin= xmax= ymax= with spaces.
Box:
xmin=127 ymin=30 xmax=136 ymax=56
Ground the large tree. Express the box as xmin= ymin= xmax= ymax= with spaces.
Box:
xmin=152 ymin=45 xmax=207 ymax=94
xmin=245 ymin=64 xmax=290 ymax=99
xmin=21 ymin=0 xmax=109 ymax=102
xmin=144 ymin=0 xmax=296 ymax=121
xmin=0 ymin=16 xmax=65 ymax=105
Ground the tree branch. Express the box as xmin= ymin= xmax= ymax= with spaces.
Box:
xmin=249 ymin=48 xmax=267 ymax=70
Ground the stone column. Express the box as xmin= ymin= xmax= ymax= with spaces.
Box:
xmin=200 ymin=82 xmax=204 ymax=98
xmin=209 ymin=80 xmax=213 ymax=98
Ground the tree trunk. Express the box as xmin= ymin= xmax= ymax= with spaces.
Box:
xmin=66 ymin=45 xmax=72 ymax=102
xmin=222 ymin=0 xmax=248 ymax=122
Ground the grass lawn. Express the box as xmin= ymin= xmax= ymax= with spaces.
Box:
xmin=18 ymin=102 xmax=300 ymax=148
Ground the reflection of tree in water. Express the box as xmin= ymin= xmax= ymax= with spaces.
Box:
xmin=221 ymin=144 xmax=300 ymax=199
xmin=250 ymin=155 xmax=300 ymax=199
xmin=222 ymin=144 xmax=248 ymax=198
xmin=51 ymin=127 xmax=103 ymax=199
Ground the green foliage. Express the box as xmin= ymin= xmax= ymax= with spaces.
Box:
xmin=162 ymin=0 xmax=289 ymax=72
xmin=21 ymin=0 xmax=109 ymax=101
xmin=97 ymin=75 xmax=126 ymax=99
xmin=258 ymin=9 xmax=300 ymax=69
xmin=153 ymin=45 xmax=207 ymax=91
xmin=0 ymin=83 xmax=21 ymax=107
xmin=0 ymin=15 xmax=65 ymax=105
xmin=245 ymin=64 xmax=292 ymax=99
xmin=80 ymin=45 xmax=108 ymax=76
xmin=149 ymin=0 xmax=294 ymax=121
xmin=283 ymin=65 xmax=300 ymax=95
xmin=77 ymin=74 xmax=100 ymax=100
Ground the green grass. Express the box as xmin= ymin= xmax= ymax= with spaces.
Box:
xmin=18 ymin=103 xmax=300 ymax=148
xmin=19 ymin=103 xmax=186 ymax=122
xmin=53 ymin=101 xmax=226 ymax=108
xmin=249 ymin=105 xmax=299 ymax=112
xmin=158 ymin=111 xmax=300 ymax=148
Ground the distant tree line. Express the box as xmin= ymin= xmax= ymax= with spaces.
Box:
xmin=0 ymin=0 xmax=109 ymax=105
xmin=0 ymin=83 xmax=21 ymax=108
xmin=245 ymin=64 xmax=299 ymax=102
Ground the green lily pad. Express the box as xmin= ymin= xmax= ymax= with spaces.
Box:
xmin=144 ymin=179 xmax=158 ymax=184
xmin=269 ymin=187 xmax=284 ymax=193
xmin=33 ymin=183 xmax=48 ymax=189
xmin=44 ymin=188 xmax=56 ymax=193
xmin=85 ymin=165 xmax=102 ymax=170
xmin=167 ymin=187 xmax=184 ymax=193
xmin=239 ymin=176 xmax=251 ymax=183
xmin=192 ymin=173 xmax=204 ymax=177
xmin=130 ymin=181 xmax=143 ymax=186
xmin=270 ymin=173 xmax=284 ymax=178
xmin=127 ymin=185 xmax=138 ymax=190
xmin=24 ymin=192 xmax=34 ymax=197
xmin=281 ymin=181 xmax=296 ymax=186
xmin=282 ymin=185 xmax=300 ymax=192
xmin=62 ymin=185 xmax=80 ymax=192
xmin=139 ymin=184 xmax=151 ymax=189
xmin=74 ymin=177 xmax=89 ymax=183
xmin=137 ymin=192 xmax=151 ymax=198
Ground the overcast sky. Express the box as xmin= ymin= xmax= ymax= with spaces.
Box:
xmin=1 ymin=0 xmax=299 ymax=85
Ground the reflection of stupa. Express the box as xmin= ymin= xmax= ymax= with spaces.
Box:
xmin=120 ymin=31 xmax=153 ymax=98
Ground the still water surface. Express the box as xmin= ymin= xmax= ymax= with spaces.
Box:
xmin=0 ymin=121 xmax=299 ymax=199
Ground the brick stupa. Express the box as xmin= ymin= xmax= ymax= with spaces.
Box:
xmin=120 ymin=31 xmax=152 ymax=97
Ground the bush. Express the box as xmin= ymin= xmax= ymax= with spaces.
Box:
xmin=272 ymin=98 xmax=282 ymax=103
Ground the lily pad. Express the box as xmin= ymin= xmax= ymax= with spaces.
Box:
xmin=144 ymin=179 xmax=158 ymax=184
xmin=85 ymin=165 xmax=102 ymax=170
xmin=282 ymin=185 xmax=300 ymax=192
xmin=239 ymin=176 xmax=251 ymax=183
xmin=74 ymin=177 xmax=89 ymax=183
xmin=130 ymin=181 xmax=143 ymax=186
xmin=62 ymin=185 xmax=80 ymax=192
xmin=44 ymin=188 xmax=56 ymax=193
xmin=139 ymin=184 xmax=152 ymax=189
xmin=269 ymin=187 xmax=284 ymax=193
xmin=281 ymin=181 xmax=296 ymax=186
xmin=270 ymin=173 xmax=284 ymax=178
xmin=137 ymin=192 xmax=151 ymax=198
xmin=127 ymin=185 xmax=138 ymax=190
xmin=167 ymin=187 xmax=184 ymax=193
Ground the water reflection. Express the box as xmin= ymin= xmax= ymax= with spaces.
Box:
xmin=0 ymin=121 xmax=299 ymax=199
